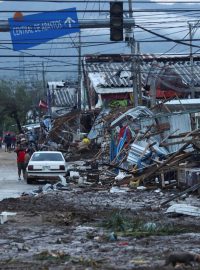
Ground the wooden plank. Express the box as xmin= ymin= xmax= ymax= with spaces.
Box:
xmin=140 ymin=142 xmax=191 ymax=183
xmin=160 ymin=139 xmax=198 ymax=147
xmin=159 ymin=129 xmax=179 ymax=144
xmin=161 ymin=183 xmax=200 ymax=206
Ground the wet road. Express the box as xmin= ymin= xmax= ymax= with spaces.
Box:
xmin=0 ymin=146 xmax=36 ymax=201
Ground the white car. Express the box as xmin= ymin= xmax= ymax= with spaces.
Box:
xmin=26 ymin=151 xmax=67 ymax=184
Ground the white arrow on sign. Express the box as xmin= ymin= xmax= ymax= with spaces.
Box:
xmin=64 ymin=17 xmax=76 ymax=28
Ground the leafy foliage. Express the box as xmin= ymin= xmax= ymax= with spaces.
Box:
xmin=0 ymin=80 xmax=43 ymax=134
xmin=103 ymin=211 xmax=188 ymax=238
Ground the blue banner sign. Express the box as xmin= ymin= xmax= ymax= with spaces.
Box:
xmin=8 ymin=8 xmax=80 ymax=51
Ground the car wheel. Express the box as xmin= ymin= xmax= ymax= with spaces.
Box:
xmin=27 ymin=177 xmax=35 ymax=184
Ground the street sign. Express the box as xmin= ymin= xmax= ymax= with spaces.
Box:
xmin=8 ymin=8 xmax=80 ymax=51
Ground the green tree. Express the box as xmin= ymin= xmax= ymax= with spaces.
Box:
xmin=0 ymin=80 xmax=43 ymax=134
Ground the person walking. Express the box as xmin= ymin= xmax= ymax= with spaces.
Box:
xmin=0 ymin=136 xmax=2 ymax=148
xmin=11 ymin=135 xmax=16 ymax=150
xmin=24 ymin=148 xmax=32 ymax=180
xmin=15 ymin=144 xmax=26 ymax=181
xmin=4 ymin=133 xmax=12 ymax=152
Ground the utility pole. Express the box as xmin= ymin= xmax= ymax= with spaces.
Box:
xmin=150 ymin=70 xmax=158 ymax=107
xmin=78 ymin=31 xmax=82 ymax=110
xmin=76 ymin=31 xmax=82 ymax=138
xmin=128 ymin=0 xmax=138 ymax=107
xmin=42 ymin=62 xmax=46 ymax=98
xmin=137 ymin=42 xmax=142 ymax=105
xmin=188 ymin=22 xmax=195 ymax=98
xmin=150 ymin=62 xmax=162 ymax=107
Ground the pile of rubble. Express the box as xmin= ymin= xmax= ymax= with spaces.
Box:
xmin=38 ymin=104 xmax=200 ymax=194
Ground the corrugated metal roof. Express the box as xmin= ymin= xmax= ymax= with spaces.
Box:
xmin=110 ymin=106 xmax=153 ymax=127
xmin=165 ymin=98 xmax=200 ymax=105
xmin=84 ymin=54 xmax=200 ymax=94
xmin=54 ymin=88 xmax=76 ymax=107
xmin=50 ymin=87 xmax=77 ymax=108
xmin=127 ymin=141 xmax=168 ymax=165
xmin=47 ymin=81 xmax=65 ymax=89
xmin=88 ymin=108 xmax=111 ymax=140
xmin=47 ymin=81 xmax=77 ymax=108
xmin=165 ymin=114 xmax=192 ymax=153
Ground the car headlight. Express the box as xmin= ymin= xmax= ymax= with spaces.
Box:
xmin=28 ymin=165 xmax=34 ymax=170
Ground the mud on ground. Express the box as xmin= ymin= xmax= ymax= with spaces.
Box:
xmin=0 ymin=187 xmax=200 ymax=270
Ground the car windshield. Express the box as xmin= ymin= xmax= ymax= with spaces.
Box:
xmin=31 ymin=153 xmax=64 ymax=162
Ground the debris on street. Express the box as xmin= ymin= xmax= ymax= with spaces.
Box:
xmin=5 ymin=96 xmax=200 ymax=269
xmin=27 ymin=101 xmax=200 ymax=197
xmin=166 ymin=203 xmax=200 ymax=217
xmin=0 ymin=211 xmax=16 ymax=225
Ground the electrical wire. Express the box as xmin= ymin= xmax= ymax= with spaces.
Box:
xmin=2 ymin=9 xmax=200 ymax=12
xmin=1 ymin=65 xmax=200 ymax=79
xmin=1 ymin=1 xmax=200 ymax=2
xmin=1 ymin=3 xmax=200 ymax=77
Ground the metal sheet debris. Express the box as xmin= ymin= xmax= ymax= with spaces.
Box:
xmin=166 ymin=204 xmax=200 ymax=217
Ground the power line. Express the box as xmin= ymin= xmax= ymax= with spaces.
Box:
xmin=0 ymin=4 xmax=199 ymax=78
xmin=2 ymin=9 xmax=200 ymax=12
xmin=1 ymin=36 xmax=199 ymax=48
xmin=4 ymin=38 xmax=200 ymax=46
xmin=136 ymin=24 xmax=200 ymax=49
xmin=1 ymin=1 xmax=200 ymax=3
xmin=1 ymin=66 xmax=200 ymax=79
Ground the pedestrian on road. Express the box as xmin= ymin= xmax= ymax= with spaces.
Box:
xmin=4 ymin=133 xmax=12 ymax=152
xmin=11 ymin=135 xmax=16 ymax=149
xmin=0 ymin=136 xmax=2 ymax=148
xmin=24 ymin=148 xmax=32 ymax=180
xmin=24 ymin=148 xmax=31 ymax=168
xmin=15 ymin=144 xmax=26 ymax=181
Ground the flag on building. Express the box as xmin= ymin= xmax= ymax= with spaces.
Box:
xmin=39 ymin=100 xmax=48 ymax=109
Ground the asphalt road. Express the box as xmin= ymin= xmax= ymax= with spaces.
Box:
xmin=0 ymin=146 xmax=36 ymax=201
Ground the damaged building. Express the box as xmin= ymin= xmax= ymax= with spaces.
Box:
xmin=35 ymin=54 xmax=200 ymax=192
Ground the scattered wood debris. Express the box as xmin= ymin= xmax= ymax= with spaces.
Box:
xmin=37 ymin=104 xmax=200 ymax=194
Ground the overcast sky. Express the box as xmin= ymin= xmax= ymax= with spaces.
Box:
xmin=0 ymin=0 xmax=200 ymax=82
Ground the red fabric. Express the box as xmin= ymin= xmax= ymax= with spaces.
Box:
xmin=39 ymin=100 xmax=48 ymax=109
xmin=126 ymin=128 xmax=132 ymax=142
xmin=118 ymin=126 xmax=132 ymax=144
xmin=118 ymin=126 xmax=126 ymax=142
xmin=16 ymin=150 xmax=26 ymax=163
xmin=101 ymin=93 xmax=130 ymax=100
xmin=156 ymin=87 xmax=183 ymax=99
